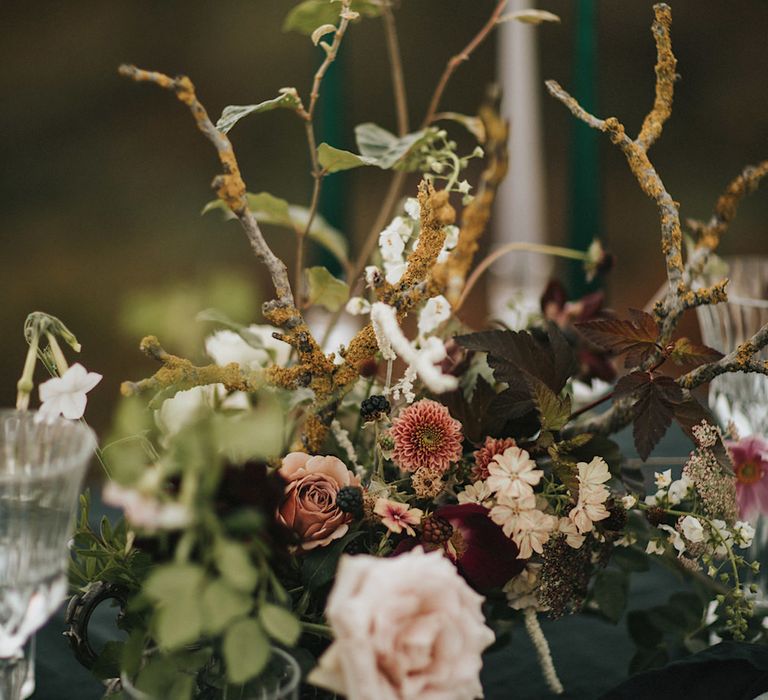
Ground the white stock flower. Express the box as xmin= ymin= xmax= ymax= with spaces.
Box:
xmin=378 ymin=221 xmax=406 ymax=262
xmin=734 ymin=521 xmax=756 ymax=549
xmin=345 ymin=296 xmax=371 ymax=316
xmin=667 ymin=476 xmax=692 ymax=505
xmin=418 ymin=295 xmax=452 ymax=337
xmin=654 ymin=469 xmax=672 ymax=489
xmin=457 ymin=480 xmax=492 ymax=506
xmin=205 ymin=325 xmax=290 ymax=369
xmin=404 ymin=198 xmax=420 ymax=221
xmin=384 ymin=261 xmax=407 ymax=285
xmin=568 ymin=457 xmax=611 ymax=534
xmin=558 ymin=517 xmax=586 ymax=549
xmin=659 ymin=524 xmax=686 ymax=554
xmin=680 ymin=515 xmax=705 ymax=543
xmin=38 ymin=363 xmax=102 ymax=421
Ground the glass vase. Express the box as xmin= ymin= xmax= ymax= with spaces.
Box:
xmin=0 ymin=410 xmax=95 ymax=700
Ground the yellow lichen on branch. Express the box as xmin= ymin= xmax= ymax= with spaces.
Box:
xmin=120 ymin=336 xmax=260 ymax=398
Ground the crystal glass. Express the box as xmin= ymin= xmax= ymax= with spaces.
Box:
xmin=0 ymin=410 xmax=95 ymax=700
xmin=121 ymin=647 xmax=301 ymax=700
xmin=696 ymin=255 xmax=768 ymax=437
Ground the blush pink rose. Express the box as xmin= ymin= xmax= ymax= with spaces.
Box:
xmin=308 ymin=547 xmax=495 ymax=700
xmin=277 ymin=452 xmax=360 ymax=551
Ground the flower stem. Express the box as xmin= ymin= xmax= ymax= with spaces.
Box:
xmin=16 ymin=332 xmax=39 ymax=411
xmin=46 ymin=332 xmax=69 ymax=376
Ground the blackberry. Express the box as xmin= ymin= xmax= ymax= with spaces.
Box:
xmin=344 ymin=537 xmax=368 ymax=555
xmin=645 ymin=506 xmax=666 ymax=527
xmin=602 ymin=503 xmax=628 ymax=532
xmin=360 ymin=394 xmax=391 ymax=422
xmin=421 ymin=515 xmax=453 ymax=545
xmin=336 ymin=486 xmax=364 ymax=516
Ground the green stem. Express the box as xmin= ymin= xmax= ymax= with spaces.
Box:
xmin=16 ymin=332 xmax=39 ymax=410
xmin=46 ymin=332 xmax=69 ymax=376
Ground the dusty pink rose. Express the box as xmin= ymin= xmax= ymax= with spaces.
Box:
xmin=277 ymin=452 xmax=360 ymax=551
xmin=308 ymin=547 xmax=494 ymax=700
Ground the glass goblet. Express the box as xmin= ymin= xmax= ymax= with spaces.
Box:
xmin=0 ymin=409 xmax=95 ymax=700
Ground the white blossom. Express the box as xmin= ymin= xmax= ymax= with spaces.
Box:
xmin=404 ymin=198 xmax=420 ymax=221
xmin=667 ymin=475 xmax=692 ymax=505
xmin=345 ymin=296 xmax=371 ymax=316
xmin=709 ymin=519 xmax=733 ymax=556
xmin=331 ymin=419 xmax=363 ymax=476
xmin=378 ymin=221 xmax=406 ymax=262
xmin=659 ymin=524 xmax=686 ymax=554
xmin=457 ymin=179 xmax=471 ymax=194
xmin=621 ymin=494 xmax=637 ymax=510
xmin=654 ymin=469 xmax=672 ymax=489
xmin=103 ymin=482 xmax=191 ymax=532
xmin=680 ymin=515 xmax=705 ymax=543
xmin=645 ymin=539 xmax=665 ymax=555
xmin=205 ymin=325 xmax=290 ymax=369
xmin=418 ymin=295 xmax=452 ymax=337
xmin=384 ymin=261 xmax=407 ymax=285
xmin=734 ymin=521 xmax=756 ymax=549
xmin=155 ymin=386 xmax=214 ymax=437
xmin=38 ymin=363 xmax=102 ymax=421
xmin=364 ymin=265 xmax=382 ymax=287
xmin=457 ymin=481 xmax=492 ymax=506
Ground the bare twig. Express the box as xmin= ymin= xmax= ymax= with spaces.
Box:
xmin=422 ymin=0 xmax=509 ymax=128
xmin=382 ymin=1 xmax=409 ymax=137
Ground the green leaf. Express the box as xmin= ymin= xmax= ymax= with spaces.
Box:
xmin=154 ymin=595 xmax=203 ymax=650
xmin=527 ymin=377 xmax=571 ymax=431
xmin=302 ymin=531 xmax=363 ymax=590
xmin=306 ymin=266 xmax=350 ymax=312
xmin=284 ymin=0 xmax=382 ymax=35
xmin=593 ymin=569 xmax=628 ymax=623
xmin=203 ymin=191 xmax=348 ymax=265
xmin=216 ymin=89 xmax=301 ymax=134
xmin=144 ymin=563 xmax=206 ymax=603
xmin=355 ymin=122 xmax=432 ymax=170
xmin=213 ymin=404 xmax=285 ymax=463
xmin=260 ymin=603 xmax=302 ymax=646
xmin=627 ymin=610 xmax=664 ymax=649
xmin=215 ymin=539 xmax=259 ymax=593
xmin=612 ymin=547 xmax=650 ymax=573
xmin=628 ymin=646 xmax=668 ymax=675
xmin=498 ymin=9 xmax=561 ymax=25
xmin=317 ymin=142 xmax=377 ymax=173
xmin=92 ymin=641 xmax=124 ymax=680
xmin=223 ymin=618 xmax=270 ymax=684
xmin=202 ymin=579 xmax=253 ymax=635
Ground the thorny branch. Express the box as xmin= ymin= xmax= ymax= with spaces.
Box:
xmin=550 ymin=5 xmax=768 ymax=439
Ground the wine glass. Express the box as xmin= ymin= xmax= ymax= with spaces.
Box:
xmin=0 ymin=409 xmax=95 ymax=699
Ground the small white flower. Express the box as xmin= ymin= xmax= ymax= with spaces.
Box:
xmin=558 ymin=517 xmax=586 ymax=549
xmin=645 ymin=539 xmax=665 ymax=555
xmin=654 ymin=469 xmax=672 ymax=489
xmin=404 ymin=198 xmax=420 ymax=221
xmin=709 ymin=518 xmax=733 ymax=556
xmin=103 ymin=481 xmax=191 ymax=532
xmin=457 ymin=179 xmax=471 ymax=194
xmin=364 ymin=265 xmax=382 ymax=287
xmin=418 ymin=295 xmax=452 ymax=336
xmin=734 ymin=521 xmax=756 ymax=549
xmin=38 ymin=363 xmax=102 ymax=421
xmin=621 ymin=495 xmax=637 ymax=510
xmin=205 ymin=325 xmax=290 ymax=369
xmin=486 ymin=446 xmax=543 ymax=500
xmin=667 ymin=476 xmax=692 ymax=505
xmin=156 ymin=386 xmax=215 ymax=438
xmin=659 ymin=524 xmax=686 ymax=554
xmin=680 ymin=515 xmax=705 ymax=543
xmin=379 ymin=224 xmax=405 ymax=262
xmin=384 ymin=261 xmax=407 ymax=285
xmin=472 ymin=146 xmax=484 ymax=158
xmin=457 ymin=481 xmax=492 ymax=506
xmin=616 ymin=531 xmax=638 ymax=548
xmin=345 ymin=296 xmax=371 ymax=316
xmin=443 ymin=225 xmax=460 ymax=250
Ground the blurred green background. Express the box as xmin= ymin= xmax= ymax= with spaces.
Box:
xmin=2 ymin=1 xmax=768 ymax=437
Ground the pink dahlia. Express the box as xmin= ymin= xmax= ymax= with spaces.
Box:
xmin=472 ymin=436 xmax=517 ymax=481
xmin=727 ymin=436 xmax=768 ymax=520
xmin=390 ymin=399 xmax=463 ymax=473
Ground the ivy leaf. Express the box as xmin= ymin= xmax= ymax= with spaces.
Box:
xmin=203 ymin=191 xmax=349 ymax=266
xmin=669 ymin=337 xmax=723 ymax=368
xmin=259 ymin=603 xmax=302 ymax=646
xmin=223 ymin=618 xmax=270 ymax=684
xmin=354 ymin=122 xmax=433 ymax=170
xmin=631 ymin=375 xmax=683 ymax=460
xmin=216 ymin=89 xmax=301 ymax=134
xmin=317 ymin=143 xmax=377 ymax=173
xmin=306 ymin=266 xmax=350 ymax=311
xmin=576 ymin=309 xmax=659 ymax=367
xmin=283 ymin=0 xmax=382 ymax=35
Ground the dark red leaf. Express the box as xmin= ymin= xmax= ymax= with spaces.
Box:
xmin=576 ymin=309 xmax=659 ymax=367
xmin=613 ymin=371 xmax=651 ymax=400
xmin=669 ymin=338 xmax=724 ymax=368
xmin=629 ymin=375 xmax=683 ymax=460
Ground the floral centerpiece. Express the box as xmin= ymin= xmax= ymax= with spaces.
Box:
xmin=13 ymin=2 xmax=768 ymax=698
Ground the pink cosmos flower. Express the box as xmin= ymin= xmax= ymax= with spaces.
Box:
xmin=390 ymin=399 xmax=463 ymax=473
xmin=374 ymin=498 xmax=423 ymax=536
xmin=727 ymin=436 xmax=768 ymax=520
